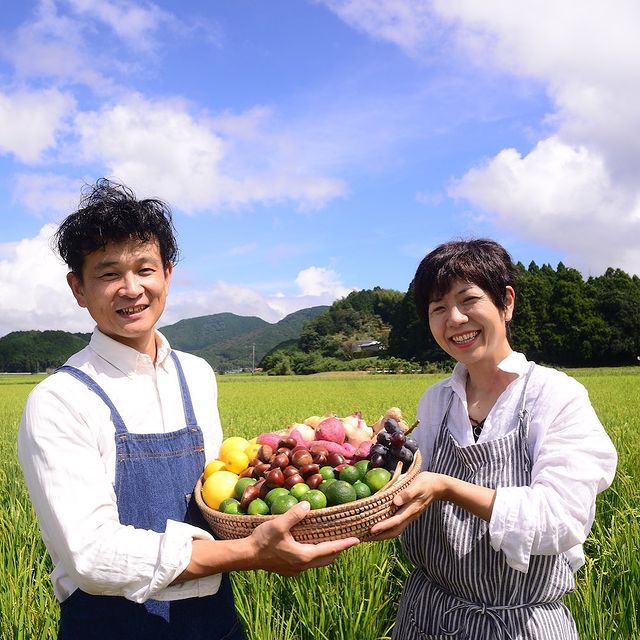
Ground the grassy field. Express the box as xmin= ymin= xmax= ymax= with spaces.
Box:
xmin=1 ymin=368 xmax=638 ymax=639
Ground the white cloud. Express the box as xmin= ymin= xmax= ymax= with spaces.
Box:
xmin=64 ymin=0 xmax=172 ymax=53
xmin=0 ymin=224 xmax=92 ymax=336
xmin=323 ymin=0 xmax=640 ymax=275
xmin=450 ymin=137 xmax=640 ymax=275
xmin=0 ymin=89 xmax=76 ymax=163
xmin=12 ymin=173 xmax=84 ymax=219
xmin=0 ymin=226 xmax=350 ymax=336
xmin=318 ymin=0 xmax=436 ymax=57
xmin=295 ymin=266 xmax=353 ymax=297
xmin=72 ymin=95 xmax=347 ymax=212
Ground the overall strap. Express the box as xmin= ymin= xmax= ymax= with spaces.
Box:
xmin=169 ymin=351 xmax=197 ymax=428
xmin=56 ymin=365 xmax=128 ymax=435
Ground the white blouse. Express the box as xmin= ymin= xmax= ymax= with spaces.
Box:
xmin=18 ymin=329 xmax=223 ymax=603
xmin=413 ymin=351 xmax=617 ymax=573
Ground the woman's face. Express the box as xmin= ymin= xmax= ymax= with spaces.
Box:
xmin=427 ymin=279 xmax=515 ymax=369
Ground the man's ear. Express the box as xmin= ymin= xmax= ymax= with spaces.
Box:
xmin=67 ymin=272 xmax=88 ymax=309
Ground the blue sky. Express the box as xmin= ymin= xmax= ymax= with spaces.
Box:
xmin=1 ymin=0 xmax=639 ymax=336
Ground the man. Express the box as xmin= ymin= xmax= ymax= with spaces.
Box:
xmin=18 ymin=179 xmax=358 ymax=640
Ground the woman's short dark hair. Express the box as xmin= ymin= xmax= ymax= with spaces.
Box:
xmin=414 ymin=238 xmax=516 ymax=325
xmin=54 ymin=178 xmax=179 ymax=277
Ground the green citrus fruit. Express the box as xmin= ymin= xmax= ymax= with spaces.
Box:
xmin=265 ymin=487 xmax=289 ymax=507
xmin=319 ymin=466 xmax=335 ymax=481
xmin=318 ymin=478 xmax=336 ymax=495
xmin=234 ymin=477 xmax=257 ymax=501
xmin=219 ymin=497 xmax=241 ymax=513
xmin=247 ymin=498 xmax=270 ymax=515
xmin=271 ymin=494 xmax=299 ymax=515
xmin=289 ymin=483 xmax=311 ymax=500
xmin=325 ymin=480 xmax=357 ymax=506
xmin=364 ymin=468 xmax=392 ymax=494
xmin=338 ymin=465 xmax=361 ymax=484
xmin=353 ymin=480 xmax=372 ymax=500
xmin=222 ymin=500 xmax=246 ymax=515
xmin=354 ymin=459 xmax=371 ymax=479
xmin=302 ymin=489 xmax=327 ymax=510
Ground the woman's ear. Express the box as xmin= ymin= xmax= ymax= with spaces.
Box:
xmin=504 ymin=285 xmax=515 ymax=322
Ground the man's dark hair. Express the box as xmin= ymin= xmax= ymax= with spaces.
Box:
xmin=55 ymin=178 xmax=179 ymax=277
xmin=414 ymin=238 xmax=516 ymax=326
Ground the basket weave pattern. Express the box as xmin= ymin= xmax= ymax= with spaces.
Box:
xmin=195 ymin=450 xmax=422 ymax=542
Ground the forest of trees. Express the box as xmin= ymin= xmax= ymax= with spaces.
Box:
xmin=261 ymin=262 xmax=640 ymax=375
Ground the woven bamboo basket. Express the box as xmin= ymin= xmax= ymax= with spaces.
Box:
xmin=194 ymin=450 xmax=421 ymax=543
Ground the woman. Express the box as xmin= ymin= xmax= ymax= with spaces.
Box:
xmin=369 ymin=239 xmax=617 ymax=639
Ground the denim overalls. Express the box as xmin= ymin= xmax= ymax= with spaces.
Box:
xmin=56 ymin=351 xmax=244 ymax=640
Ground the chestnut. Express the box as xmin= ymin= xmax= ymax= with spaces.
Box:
xmin=252 ymin=462 xmax=271 ymax=478
xmin=291 ymin=450 xmax=313 ymax=468
xmin=299 ymin=463 xmax=320 ymax=478
xmin=327 ymin=452 xmax=345 ymax=467
xmin=240 ymin=484 xmax=261 ymax=510
xmin=310 ymin=444 xmax=329 ymax=457
xmin=284 ymin=473 xmax=304 ymax=489
xmin=283 ymin=465 xmax=300 ymax=478
xmin=272 ymin=453 xmax=290 ymax=469
xmin=279 ymin=437 xmax=298 ymax=449
xmin=239 ymin=466 xmax=255 ymax=478
xmin=334 ymin=462 xmax=348 ymax=473
xmin=312 ymin=452 xmax=328 ymax=466
xmin=265 ymin=467 xmax=285 ymax=488
xmin=256 ymin=478 xmax=269 ymax=499
xmin=258 ymin=445 xmax=273 ymax=463
xmin=305 ymin=473 xmax=324 ymax=489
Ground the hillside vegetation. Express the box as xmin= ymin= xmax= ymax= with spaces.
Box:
xmin=0 ymin=307 xmax=327 ymax=373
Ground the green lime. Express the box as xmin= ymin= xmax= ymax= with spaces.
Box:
xmin=353 ymin=480 xmax=372 ymax=500
xmin=219 ymin=497 xmax=241 ymax=513
xmin=318 ymin=478 xmax=337 ymax=495
xmin=222 ymin=500 xmax=246 ymax=515
xmin=319 ymin=466 xmax=335 ymax=481
xmin=289 ymin=483 xmax=311 ymax=500
xmin=364 ymin=468 xmax=392 ymax=494
xmin=265 ymin=487 xmax=289 ymax=507
xmin=271 ymin=494 xmax=299 ymax=515
xmin=325 ymin=480 xmax=357 ymax=506
xmin=234 ymin=477 xmax=257 ymax=501
xmin=354 ymin=459 xmax=371 ymax=479
xmin=247 ymin=498 xmax=270 ymax=515
xmin=302 ymin=489 xmax=327 ymax=510
xmin=338 ymin=465 xmax=361 ymax=484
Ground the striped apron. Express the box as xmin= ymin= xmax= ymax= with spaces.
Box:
xmin=393 ymin=364 xmax=578 ymax=639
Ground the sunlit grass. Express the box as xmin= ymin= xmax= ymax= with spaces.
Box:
xmin=1 ymin=369 xmax=637 ymax=639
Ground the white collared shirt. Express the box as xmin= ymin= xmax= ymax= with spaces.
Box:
xmin=18 ymin=328 xmax=223 ymax=603
xmin=413 ymin=351 xmax=617 ymax=573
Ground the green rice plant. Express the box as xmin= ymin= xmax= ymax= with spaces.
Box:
xmin=1 ymin=368 xmax=638 ymax=639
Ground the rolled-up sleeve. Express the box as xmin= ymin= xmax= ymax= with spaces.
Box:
xmin=489 ymin=377 xmax=617 ymax=573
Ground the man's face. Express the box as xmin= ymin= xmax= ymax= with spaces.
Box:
xmin=67 ymin=238 xmax=172 ymax=358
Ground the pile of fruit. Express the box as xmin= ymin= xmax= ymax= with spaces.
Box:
xmin=201 ymin=408 xmax=419 ymax=516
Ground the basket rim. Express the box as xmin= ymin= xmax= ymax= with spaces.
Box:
xmin=195 ymin=449 xmax=421 ymax=527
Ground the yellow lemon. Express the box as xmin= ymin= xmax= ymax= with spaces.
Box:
xmin=218 ymin=436 xmax=249 ymax=460
xmin=244 ymin=441 xmax=261 ymax=460
xmin=222 ymin=449 xmax=250 ymax=474
xmin=201 ymin=470 xmax=239 ymax=510
xmin=203 ymin=459 xmax=226 ymax=479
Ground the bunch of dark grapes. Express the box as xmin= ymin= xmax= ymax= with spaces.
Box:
xmin=369 ymin=418 xmax=418 ymax=472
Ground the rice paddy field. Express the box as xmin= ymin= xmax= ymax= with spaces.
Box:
xmin=1 ymin=368 xmax=638 ymax=639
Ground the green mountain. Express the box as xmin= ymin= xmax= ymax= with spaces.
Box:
xmin=0 ymin=330 xmax=90 ymax=373
xmin=159 ymin=307 xmax=328 ymax=371
xmin=0 ymin=307 xmax=328 ymax=373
